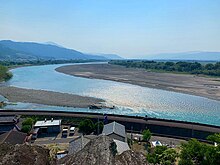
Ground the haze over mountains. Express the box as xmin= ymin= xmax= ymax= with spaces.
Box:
xmin=0 ymin=40 xmax=122 ymax=61
xmin=147 ymin=51 xmax=220 ymax=61
xmin=0 ymin=40 xmax=219 ymax=61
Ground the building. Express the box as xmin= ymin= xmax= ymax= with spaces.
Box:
xmin=33 ymin=118 xmax=61 ymax=134
xmin=68 ymin=135 xmax=97 ymax=155
xmin=0 ymin=130 xmax=27 ymax=145
xmin=113 ymin=139 xmax=130 ymax=154
xmin=102 ymin=121 xmax=126 ymax=142
xmin=0 ymin=115 xmax=18 ymax=134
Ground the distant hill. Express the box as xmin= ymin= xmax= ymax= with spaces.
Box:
xmin=43 ymin=41 xmax=64 ymax=48
xmin=0 ymin=40 xmax=107 ymax=61
xmin=85 ymin=53 xmax=123 ymax=60
xmin=148 ymin=51 xmax=220 ymax=61
xmin=0 ymin=44 xmax=38 ymax=61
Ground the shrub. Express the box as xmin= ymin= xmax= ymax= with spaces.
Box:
xmin=142 ymin=129 xmax=152 ymax=142
xmin=21 ymin=125 xmax=32 ymax=133
xmin=79 ymin=119 xmax=94 ymax=135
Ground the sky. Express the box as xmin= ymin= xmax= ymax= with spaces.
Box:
xmin=0 ymin=0 xmax=220 ymax=58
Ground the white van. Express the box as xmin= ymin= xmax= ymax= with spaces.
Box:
xmin=69 ymin=126 xmax=75 ymax=135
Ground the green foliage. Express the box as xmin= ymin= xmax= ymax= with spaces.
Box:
xmin=109 ymin=60 xmax=220 ymax=77
xmin=21 ymin=117 xmax=34 ymax=133
xmin=179 ymin=138 xmax=220 ymax=165
xmin=147 ymin=146 xmax=177 ymax=165
xmin=160 ymin=148 xmax=178 ymax=165
xmin=0 ymin=65 xmax=12 ymax=81
xmin=207 ymin=133 xmax=220 ymax=144
xmin=79 ymin=119 xmax=95 ymax=135
xmin=94 ymin=121 xmax=104 ymax=135
xmin=22 ymin=118 xmax=34 ymax=126
xmin=0 ymin=59 xmax=103 ymax=67
xmin=142 ymin=129 xmax=152 ymax=142
xmin=21 ymin=125 xmax=32 ymax=133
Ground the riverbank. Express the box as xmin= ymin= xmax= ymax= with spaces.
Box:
xmin=0 ymin=86 xmax=105 ymax=108
xmin=56 ymin=64 xmax=220 ymax=101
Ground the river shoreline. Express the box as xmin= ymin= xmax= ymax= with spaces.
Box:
xmin=56 ymin=64 xmax=220 ymax=102
xmin=0 ymin=86 xmax=105 ymax=108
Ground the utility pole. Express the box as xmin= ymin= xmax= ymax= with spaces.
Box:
xmin=131 ymin=126 xmax=133 ymax=150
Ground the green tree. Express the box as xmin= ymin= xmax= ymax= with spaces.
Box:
xmin=147 ymin=146 xmax=167 ymax=164
xmin=21 ymin=117 xmax=34 ymax=133
xmin=142 ymin=129 xmax=152 ymax=142
xmin=94 ymin=121 xmax=104 ymax=135
xmin=207 ymin=133 xmax=220 ymax=144
xmin=0 ymin=65 xmax=12 ymax=81
xmin=179 ymin=138 xmax=220 ymax=165
xmin=21 ymin=125 xmax=32 ymax=133
xmin=160 ymin=148 xmax=178 ymax=165
xmin=79 ymin=119 xmax=95 ymax=135
xmin=22 ymin=118 xmax=34 ymax=126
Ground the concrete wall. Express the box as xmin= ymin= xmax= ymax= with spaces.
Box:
xmin=47 ymin=125 xmax=61 ymax=133
xmin=110 ymin=120 xmax=214 ymax=140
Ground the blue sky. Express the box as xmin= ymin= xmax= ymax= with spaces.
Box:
xmin=0 ymin=0 xmax=220 ymax=58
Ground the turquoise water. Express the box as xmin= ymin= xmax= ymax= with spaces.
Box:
xmin=5 ymin=63 xmax=220 ymax=126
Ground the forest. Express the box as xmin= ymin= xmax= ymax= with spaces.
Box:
xmin=109 ymin=60 xmax=220 ymax=76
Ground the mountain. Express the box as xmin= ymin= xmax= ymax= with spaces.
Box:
xmin=0 ymin=44 xmax=38 ymax=61
xmin=0 ymin=40 xmax=107 ymax=61
xmin=43 ymin=41 xmax=64 ymax=48
xmin=85 ymin=53 xmax=123 ymax=60
xmin=147 ymin=51 xmax=220 ymax=61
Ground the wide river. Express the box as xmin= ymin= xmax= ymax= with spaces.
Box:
xmin=5 ymin=63 xmax=220 ymax=126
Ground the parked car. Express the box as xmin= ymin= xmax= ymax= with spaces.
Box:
xmin=62 ymin=126 xmax=68 ymax=136
xmin=69 ymin=126 xmax=75 ymax=136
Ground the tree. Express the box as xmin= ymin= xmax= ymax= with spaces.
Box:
xmin=179 ymin=138 xmax=220 ymax=165
xmin=94 ymin=121 xmax=104 ymax=135
xmin=21 ymin=125 xmax=32 ymax=133
xmin=22 ymin=118 xmax=34 ymax=126
xmin=142 ymin=129 xmax=151 ymax=142
xmin=207 ymin=133 xmax=220 ymax=144
xmin=21 ymin=117 xmax=34 ymax=133
xmin=160 ymin=148 xmax=178 ymax=165
xmin=79 ymin=119 xmax=94 ymax=135
xmin=147 ymin=146 xmax=177 ymax=165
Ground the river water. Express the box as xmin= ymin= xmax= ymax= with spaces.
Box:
xmin=4 ymin=63 xmax=220 ymax=126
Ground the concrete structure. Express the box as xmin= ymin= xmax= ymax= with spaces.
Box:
xmin=102 ymin=121 xmax=126 ymax=142
xmin=68 ymin=135 xmax=97 ymax=155
xmin=2 ymin=110 xmax=220 ymax=140
xmin=0 ymin=115 xmax=18 ymax=134
xmin=34 ymin=118 xmax=61 ymax=134
xmin=0 ymin=130 xmax=26 ymax=144
xmin=113 ymin=139 xmax=130 ymax=154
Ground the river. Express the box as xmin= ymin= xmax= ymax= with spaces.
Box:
xmin=4 ymin=63 xmax=220 ymax=126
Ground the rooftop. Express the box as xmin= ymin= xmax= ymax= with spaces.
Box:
xmin=0 ymin=130 xmax=26 ymax=145
xmin=113 ymin=139 xmax=130 ymax=155
xmin=0 ymin=115 xmax=16 ymax=124
xmin=34 ymin=119 xmax=61 ymax=127
xmin=102 ymin=121 xmax=126 ymax=138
